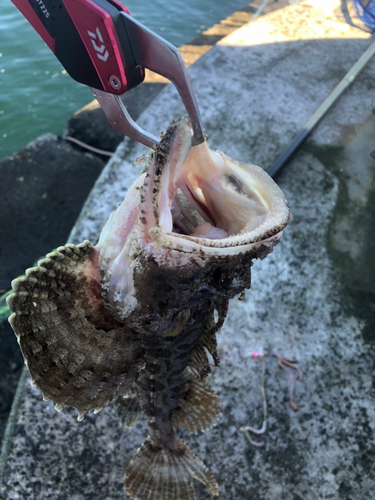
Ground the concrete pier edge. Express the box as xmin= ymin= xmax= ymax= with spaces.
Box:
xmin=0 ymin=368 xmax=28 ymax=481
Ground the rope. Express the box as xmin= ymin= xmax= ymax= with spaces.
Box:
xmin=62 ymin=135 xmax=113 ymax=157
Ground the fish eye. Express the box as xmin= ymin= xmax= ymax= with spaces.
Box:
xmin=221 ymin=276 xmax=233 ymax=290
xmin=213 ymin=268 xmax=233 ymax=291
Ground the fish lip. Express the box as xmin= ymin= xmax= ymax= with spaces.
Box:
xmin=149 ymin=226 xmax=287 ymax=256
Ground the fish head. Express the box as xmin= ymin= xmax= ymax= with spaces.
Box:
xmin=97 ymin=118 xmax=290 ymax=333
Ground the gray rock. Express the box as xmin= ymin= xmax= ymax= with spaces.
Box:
xmin=1 ymin=1 xmax=374 ymax=499
xmin=0 ymin=134 xmax=105 ymax=290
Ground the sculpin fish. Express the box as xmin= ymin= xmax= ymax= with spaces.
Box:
xmin=7 ymin=117 xmax=290 ymax=500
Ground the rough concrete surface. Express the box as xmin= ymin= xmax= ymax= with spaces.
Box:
xmin=1 ymin=0 xmax=375 ymax=499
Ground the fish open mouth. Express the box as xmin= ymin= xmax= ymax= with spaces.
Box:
xmin=146 ymin=118 xmax=290 ymax=255
xmin=96 ymin=117 xmax=290 ymax=318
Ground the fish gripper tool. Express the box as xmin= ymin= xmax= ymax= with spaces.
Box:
xmin=11 ymin=0 xmax=204 ymax=148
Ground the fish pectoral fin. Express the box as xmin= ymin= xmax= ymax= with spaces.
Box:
xmin=7 ymin=241 xmax=141 ymax=420
xmin=114 ymin=394 xmax=142 ymax=428
xmin=172 ymin=375 xmax=221 ymax=433
xmin=125 ymin=437 xmax=218 ymax=500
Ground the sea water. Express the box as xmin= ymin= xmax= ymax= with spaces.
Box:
xmin=0 ymin=0 xmax=251 ymax=159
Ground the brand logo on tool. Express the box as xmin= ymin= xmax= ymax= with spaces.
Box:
xmin=35 ymin=0 xmax=50 ymax=18
xmin=87 ymin=28 xmax=109 ymax=62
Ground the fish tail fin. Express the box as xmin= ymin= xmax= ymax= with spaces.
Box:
xmin=124 ymin=437 xmax=218 ymax=500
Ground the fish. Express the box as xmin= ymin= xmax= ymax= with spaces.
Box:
xmin=7 ymin=117 xmax=290 ymax=500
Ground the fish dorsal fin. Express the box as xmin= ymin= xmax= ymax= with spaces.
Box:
xmin=125 ymin=436 xmax=218 ymax=500
xmin=172 ymin=374 xmax=221 ymax=433
xmin=7 ymin=241 xmax=142 ymax=420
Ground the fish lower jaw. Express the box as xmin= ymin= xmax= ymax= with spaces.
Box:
xmin=149 ymin=226 xmax=284 ymax=256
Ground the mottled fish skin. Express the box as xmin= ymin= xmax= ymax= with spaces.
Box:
xmin=7 ymin=118 xmax=290 ymax=500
